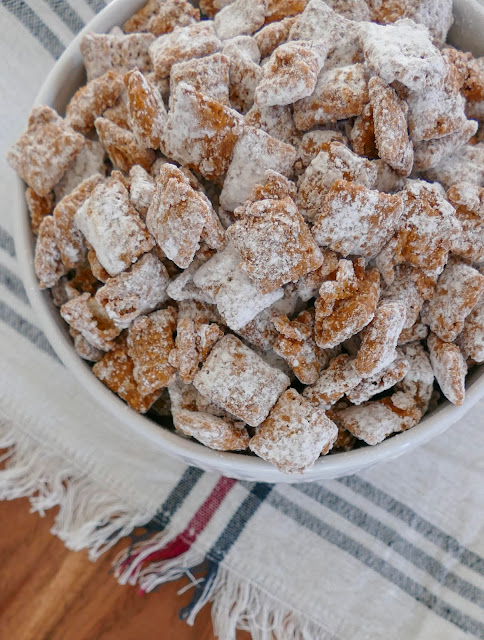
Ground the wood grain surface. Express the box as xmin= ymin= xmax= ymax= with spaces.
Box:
xmin=0 ymin=495 xmax=251 ymax=640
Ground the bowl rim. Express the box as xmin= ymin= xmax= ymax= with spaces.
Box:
xmin=12 ymin=0 xmax=484 ymax=483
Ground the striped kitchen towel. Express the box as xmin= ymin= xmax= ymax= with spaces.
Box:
xmin=1 ymin=2 xmax=484 ymax=639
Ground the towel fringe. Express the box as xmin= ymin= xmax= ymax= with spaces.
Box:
xmin=0 ymin=417 xmax=152 ymax=560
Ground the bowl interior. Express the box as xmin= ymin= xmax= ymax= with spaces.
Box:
xmin=13 ymin=0 xmax=484 ymax=483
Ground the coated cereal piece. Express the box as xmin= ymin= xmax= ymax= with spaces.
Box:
xmin=245 ymin=103 xmax=299 ymax=146
xmin=295 ymin=130 xmax=348 ymax=173
xmin=289 ymin=1 xmax=363 ymax=69
xmin=265 ymin=0 xmax=307 ymax=22
xmin=227 ymin=191 xmax=323 ymax=295
xmin=220 ymin=127 xmax=296 ymax=211
xmin=70 ymin=327 xmax=104 ymax=362
xmin=334 ymin=395 xmax=422 ymax=445
xmin=200 ymin=0 xmax=236 ymax=18
xmin=124 ymin=69 xmax=167 ymax=149
xmin=349 ymin=103 xmax=378 ymax=160
xmin=54 ymin=139 xmax=106 ymax=202
xmin=255 ymin=41 xmax=327 ymax=107
xmin=168 ymin=376 xmax=198 ymax=412
xmin=26 ymin=188 xmax=53 ymax=235
xmin=381 ymin=264 xmax=435 ymax=328
xmin=66 ymin=71 xmax=124 ymax=134
xmin=53 ymin=174 xmax=104 ymax=270
xmin=289 ymin=250 xmax=339 ymax=302
xmin=398 ymin=321 xmax=428 ymax=345
xmin=397 ymin=341 xmax=434 ymax=411
xmin=447 ymin=182 xmax=484 ymax=263
xmin=372 ymin=159 xmax=406 ymax=194
xmin=360 ymin=19 xmax=446 ymax=92
xmin=64 ymin=261 xmax=102 ymax=298
xmin=214 ymin=0 xmax=267 ymax=40
xmin=166 ymin=246 xmax=216 ymax=303
xmin=296 ymin=142 xmax=377 ymax=221
xmin=87 ymin=247 xmax=110 ymax=283
xmin=146 ymin=164 xmax=214 ymax=268
xmin=324 ymin=0 xmax=369 ymax=20
xmin=149 ymin=22 xmax=220 ymax=79
xmin=222 ymin=37 xmax=262 ymax=113
xmin=312 ymin=179 xmax=404 ymax=259
xmin=169 ymin=53 xmax=230 ymax=107
xmin=34 ymin=216 xmax=67 ymax=289
xmin=123 ymin=0 xmax=200 ymax=36
xmin=75 ymin=178 xmax=155 ymax=277
xmin=93 ymin=336 xmax=161 ymax=412
xmin=163 ymin=83 xmax=243 ymax=180
xmin=60 ymin=292 xmax=121 ymax=351
xmin=195 ymin=392 xmax=237 ymax=419
xmin=369 ymin=76 xmax=413 ymax=177
xmin=7 ymin=105 xmax=84 ymax=197
xmin=80 ymin=33 xmax=155 ymax=82
xmin=173 ymin=409 xmax=249 ymax=450
xmin=273 ymin=309 xmax=323 ymax=384
xmin=95 ymin=117 xmax=156 ymax=172
xmin=169 ymin=316 xmax=223 ymax=382
xmin=352 ymin=301 xmax=407 ymax=377
xmin=95 ymin=253 xmax=170 ymax=328
xmin=347 ymin=358 xmax=410 ymax=405
xmin=253 ymin=16 xmax=297 ymax=58
xmin=293 ymin=64 xmax=369 ymax=130
xmin=193 ymin=334 xmax=290 ymax=427
xmin=103 ymin=91 xmax=130 ymax=129
xmin=129 ymin=165 xmax=155 ymax=217
xmin=127 ymin=307 xmax=177 ymax=395
xmin=314 ymin=262 xmax=381 ymax=348
xmin=423 ymin=142 xmax=484 ymax=189
xmin=457 ymin=302 xmax=484 ymax=363
xmin=303 ymin=353 xmax=362 ymax=409
xmin=420 ymin=258 xmax=484 ymax=343
xmin=249 ymin=388 xmax=338 ymax=473
xmin=413 ymin=121 xmax=479 ymax=172
xmin=235 ymin=293 xmax=298 ymax=350
xmin=193 ymin=243 xmax=283 ymax=330
xmin=427 ymin=332 xmax=467 ymax=406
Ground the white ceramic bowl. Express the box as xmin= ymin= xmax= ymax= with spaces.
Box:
xmin=13 ymin=0 xmax=484 ymax=483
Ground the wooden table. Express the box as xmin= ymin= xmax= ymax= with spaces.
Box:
xmin=0 ymin=496 xmax=251 ymax=639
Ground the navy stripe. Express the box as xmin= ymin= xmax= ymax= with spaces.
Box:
xmin=0 ymin=226 xmax=15 ymax=258
xmin=1 ymin=0 xmax=64 ymax=58
xmin=208 ymin=482 xmax=273 ymax=562
xmin=0 ymin=265 xmax=29 ymax=305
xmin=270 ymin=491 xmax=484 ymax=639
xmin=84 ymin=0 xmax=106 ymax=13
xmin=44 ymin=0 xmax=84 ymax=34
xmin=0 ymin=300 xmax=58 ymax=360
xmin=339 ymin=475 xmax=484 ymax=577
xmin=146 ymin=467 xmax=205 ymax=531
xmin=297 ymin=483 xmax=484 ymax=610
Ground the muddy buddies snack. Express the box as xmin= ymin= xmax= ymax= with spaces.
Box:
xmin=9 ymin=0 xmax=484 ymax=474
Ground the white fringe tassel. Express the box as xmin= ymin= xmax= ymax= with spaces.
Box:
xmin=0 ymin=418 xmax=153 ymax=560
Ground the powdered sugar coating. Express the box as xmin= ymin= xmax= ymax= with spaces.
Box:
xmin=413 ymin=121 xmax=479 ymax=172
xmin=170 ymin=53 xmax=230 ymax=107
xmin=193 ymin=334 xmax=290 ymax=426
xmin=95 ymin=253 xmax=169 ymax=328
xmin=312 ymin=179 xmax=404 ymax=259
xmin=447 ymin=182 xmax=484 ymax=263
xmin=381 ymin=264 xmax=435 ymax=328
xmin=360 ymin=19 xmax=446 ymax=92
xmin=347 ymin=357 xmax=410 ymax=404
xmin=457 ymin=302 xmax=484 ymax=363
xmin=123 ymin=0 xmax=200 ymax=36
xmin=80 ymin=33 xmax=155 ymax=81
xmin=149 ymin=21 xmax=221 ymax=79
xmin=60 ymin=292 xmax=121 ymax=351
xmin=95 ymin=117 xmax=155 ymax=172
xmin=220 ymin=126 xmax=296 ymax=211
xmin=293 ymin=64 xmax=368 ymax=130
xmin=245 ymin=103 xmax=299 ymax=146
xmin=421 ymin=258 xmax=484 ymax=343
xmin=75 ymin=178 xmax=155 ymax=276
xmin=129 ymin=165 xmax=155 ymax=217
xmin=423 ymin=142 xmax=484 ymax=189
xmin=249 ymin=388 xmax=337 ymax=473
xmin=54 ymin=140 xmax=106 ymax=202
xmin=174 ymin=409 xmax=249 ymax=450
xmin=124 ymin=68 xmax=167 ymax=149
xmin=222 ymin=37 xmax=262 ymax=113
xmin=427 ymin=332 xmax=467 ymax=406
xmin=70 ymin=327 xmax=104 ymax=362
xmin=7 ymin=106 xmax=84 ymax=198
xmin=127 ymin=307 xmax=177 ymax=395
xmin=66 ymin=70 xmax=124 ymax=134
xmin=297 ymin=142 xmax=377 ymax=221
xmin=214 ymin=0 xmax=267 ymax=40
xmin=34 ymin=216 xmax=67 ymax=290
xmin=193 ymin=243 xmax=283 ymax=330
xmin=303 ymin=353 xmax=362 ymax=409
xmin=253 ymin=16 xmax=297 ymax=58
